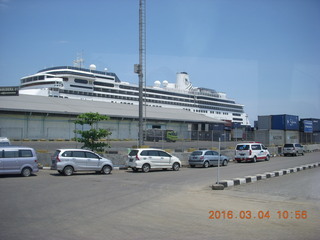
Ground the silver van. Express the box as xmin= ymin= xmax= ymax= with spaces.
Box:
xmin=51 ymin=149 xmax=113 ymax=176
xmin=0 ymin=146 xmax=39 ymax=177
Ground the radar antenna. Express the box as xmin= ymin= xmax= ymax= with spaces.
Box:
xmin=73 ymin=52 xmax=84 ymax=68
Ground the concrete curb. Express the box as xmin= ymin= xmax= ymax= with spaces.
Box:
xmin=218 ymin=162 xmax=320 ymax=188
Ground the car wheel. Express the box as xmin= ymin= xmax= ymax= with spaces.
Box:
xmin=21 ymin=167 xmax=32 ymax=177
xmin=102 ymin=165 xmax=112 ymax=175
xmin=142 ymin=164 xmax=150 ymax=173
xmin=190 ymin=165 xmax=195 ymax=168
xmin=132 ymin=168 xmax=139 ymax=172
xmin=58 ymin=170 xmax=64 ymax=175
xmin=63 ymin=166 xmax=74 ymax=176
xmin=265 ymin=155 xmax=270 ymax=161
xmin=203 ymin=161 xmax=209 ymax=168
xmin=172 ymin=162 xmax=180 ymax=171
xmin=301 ymin=152 xmax=304 ymax=156
xmin=222 ymin=160 xmax=228 ymax=166
xmin=253 ymin=157 xmax=257 ymax=163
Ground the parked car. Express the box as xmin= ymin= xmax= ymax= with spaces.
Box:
xmin=0 ymin=137 xmax=11 ymax=146
xmin=0 ymin=146 xmax=39 ymax=177
xmin=188 ymin=150 xmax=229 ymax=168
xmin=235 ymin=142 xmax=270 ymax=163
xmin=283 ymin=143 xmax=304 ymax=156
xmin=127 ymin=148 xmax=181 ymax=173
xmin=51 ymin=149 xmax=113 ymax=176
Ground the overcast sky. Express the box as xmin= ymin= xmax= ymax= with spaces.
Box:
xmin=0 ymin=0 xmax=319 ymax=124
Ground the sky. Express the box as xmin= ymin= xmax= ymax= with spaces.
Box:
xmin=0 ymin=0 xmax=319 ymax=125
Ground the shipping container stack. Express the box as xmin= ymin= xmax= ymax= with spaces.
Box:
xmin=300 ymin=118 xmax=320 ymax=144
xmin=255 ymin=114 xmax=299 ymax=146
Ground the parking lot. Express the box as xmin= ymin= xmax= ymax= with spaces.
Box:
xmin=1 ymin=152 xmax=319 ymax=240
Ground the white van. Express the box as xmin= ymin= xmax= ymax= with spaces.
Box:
xmin=0 ymin=146 xmax=39 ymax=177
xmin=127 ymin=148 xmax=181 ymax=173
xmin=235 ymin=142 xmax=270 ymax=163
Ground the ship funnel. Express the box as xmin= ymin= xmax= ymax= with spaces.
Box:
xmin=176 ymin=72 xmax=193 ymax=90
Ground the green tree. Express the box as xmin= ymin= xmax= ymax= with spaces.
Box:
xmin=74 ymin=112 xmax=111 ymax=152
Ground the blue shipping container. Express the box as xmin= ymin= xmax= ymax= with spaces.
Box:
xmin=301 ymin=118 xmax=320 ymax=132
xmin=300 ymin=120 xmax=313 ymax=133
xmin=272 ymin=115 xmax=299 ymax=130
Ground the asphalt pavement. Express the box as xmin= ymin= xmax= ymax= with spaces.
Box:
xmin=0 ymin=152 xmax=319 ymax=240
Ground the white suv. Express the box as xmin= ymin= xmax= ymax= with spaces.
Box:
xmin=51 ymin=149 xmax=113 ymax=176
xmin=235 ymin=142 xmax=270 ymax=163
xmin=127 ymin=148 xmax=181 ymax=173
xmin=283 ymin=143 xmax=304 ymax=156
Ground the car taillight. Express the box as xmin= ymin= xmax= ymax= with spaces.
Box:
xmin=56 ymin=156 xmax=61 ymax=162
xmin=200 ymin=156 xmax=204 ymax=160
xmin=249 ymin=150 xmax=252 ymax=155
xmin=135 ymin=154 xmax=140 ymax=160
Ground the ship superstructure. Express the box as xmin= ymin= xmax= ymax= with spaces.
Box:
xmin=20 ymin=65 xmax=249 ymax=125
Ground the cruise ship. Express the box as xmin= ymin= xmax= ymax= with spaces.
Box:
xmin=19 ymin=64 xmax=249 ymax=125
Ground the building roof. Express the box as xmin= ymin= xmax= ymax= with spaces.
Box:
xmin=0 ymin=94 xmax=224 ymax=124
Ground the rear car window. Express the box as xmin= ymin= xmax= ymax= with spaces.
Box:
xmin=284 ymin=144 xmax=293 ymax=147
xmin=129 ymin=150 xmax=139 ymax=156
xmin=236 ymin=145 xmax=250 ymax=150
xmin=191 ymin=151 xmax=203 ymax=156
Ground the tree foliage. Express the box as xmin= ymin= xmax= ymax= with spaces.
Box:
xmin=74 ymin=112 xmax=111 ymax=152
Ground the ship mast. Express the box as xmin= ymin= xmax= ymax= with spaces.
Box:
xmin=135 ymin=0 xmax=146 ymax=147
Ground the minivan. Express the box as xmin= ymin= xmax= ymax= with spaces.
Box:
xmin=235 ymin=142 xmax=270 ymax=163
xmin=0 ymin=146 xmax=39 ymax=177
xmin=51 ymin=149 xmax=113 ymax=176
xmin=127 ymin=148 xmax=181 ymax=173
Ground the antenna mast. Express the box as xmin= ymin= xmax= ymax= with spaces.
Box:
xmin=73 ymin=52 xmax=84 ymax=68
xmin=135 ymin=0 xmax=146 ymax=147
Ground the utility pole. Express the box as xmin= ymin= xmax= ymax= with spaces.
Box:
xmin=134 ymin=0 xmax=146 ymax=147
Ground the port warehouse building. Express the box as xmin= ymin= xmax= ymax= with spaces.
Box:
xmin=1 ymin=95 xmax=319 ymax=145
xmin=0 ymin=94 xmax=230 ymax=141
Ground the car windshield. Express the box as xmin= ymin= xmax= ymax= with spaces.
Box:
xmin=236 ymin=145 xmax=250 ymax=150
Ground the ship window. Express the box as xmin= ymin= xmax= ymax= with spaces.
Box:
xmin=38 ymin=75 xmax=44 ymax=80
xmin=75 ymin=79 xmax=88 ymax=84
xmin=94 ymin=81 xmax=114 ymax=87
